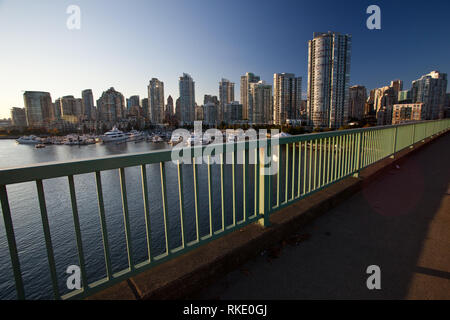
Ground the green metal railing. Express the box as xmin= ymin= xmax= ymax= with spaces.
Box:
xmin=0 ymin=119 xmax=449 ymax=299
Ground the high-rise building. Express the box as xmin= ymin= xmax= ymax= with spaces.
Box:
xmin=81 ymin=89 xmax=94 ymax=120
xmin=127 ymin=95 xmax=140 ymax=109
xmin=97 ymin=87 xmax=125 ymax=122
xmin=141 ymin=98 xmax=149 ymax=119
xmin=411 ymin=71 xmax=447 ymax=120
xmin=10 ymin=107 xmax=27 ymax=127
xmin=165 ymin=95 xmax=174 ymax=117
xmin=175 ymin=98 xmax=181 ymax=121
xmin=219 ymin=79 xmax=235 ymax=122
xmin=307 ymin=32 xmax=352 ymax=128
xmin=240 ymin=72 xmax=260 ymax=120
xmin=392 ymin=103 xmax=425 ymax=124
xmin=55 ymin=95 xmax=82 ymax=123
xmin=203 ymin=102 xmax=217 ymax=125
xmin=224 ymin=101 xmax=243 ymax=124
xmin=348 ymin=85 xmax=367 ymax=120
xmin=23 ymin=91 xmax=54 ymax=127
xmin=273 ymin=73 xmax=302 ymax=124
xmin=179 ymin=73 xmax=195 ymax=125
xmin=148 ymin=78 xmax=165 ymax=124
xmin=248 ymin=81 xmax=272 ymax=124
xmin=374 ymin=84 xmax=398 ymax=125
xmin=398 ymin=90 xmax=412 ymax=103
xmin=204 ymin=95 xmax=219 ymax=106
xmin=390 ymin=80 xmax=403 ymax=95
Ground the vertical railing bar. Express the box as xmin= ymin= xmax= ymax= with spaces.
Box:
xmin=160 ymin=162 xmax=170 ymax=254
xmin=291 ymin=142 xmax=295 ymax=200
xmin=338 ymin=135 xmax=342 ymax=179
xmin=346 ymin=134 xmax=350 ymax=174
xmin=348 ymin=134 xmax=352 ymax=174
xmin=372 ymin=130 xmax=377 ymax=164
xmin=378 ymin=130 xmax=382 ymax=161
xmin=267 ymin=139 xmax=273 ymax=215
xmin=232 ymin=143 xmax=237 ymax=226
xmin=35 ymin=179 xmax=59 ymax=300
xmin=313 ymin=139 xmax=318 ymax=190
xmin=374 ymin=130 xmax=378 ymax=161
xmin=95 ymin=171 xmax=112 ymax=280
xmin=0 ymin=185 xmax=25 ymax=300
xmin=119 ymin=168 xmax=134 ymax=270
xmin=255 ymin=146 xmax=260 ymax=217
xmin=349 ymin=134 xmax=354 ymax=173
xmin=318 ymin=139 xmax=323 ymax=187
xmin=285 ymin=143 xmax=289 ymax=203
xmin=220 ymin=153 xmax=225 ymax=230
xmin=308 ymin=139 xmax=313 ymax=193
xmin=207 ymin=156 xmax=213 ymax=236
xmin=243 ymin=146 xmax=249 ymax=221
xmin=341 ymin=134 xmax=346 ymax=176
xmin=331 ymin=136 xmax=335 ymax=182
xmin=67 ymin=175 xmax=88 ymax=292
xmin=354 ymin=133 xmax=358 ymax=171
xmin=276 ymin=144 xmax=280 ymax=207
xmin=140 ymin=165 xmax=152 ymax=262
xmin=297 ymin=141 xmax=302 ymax=198
xmin=193 ymin=158 xmax=200 ymax=241
xmin=327 ymin=137 xmax=331 ymax=184
xmin=177 ymin=161 xmax=185 ymax=248
xmin=322 ymin=138 xmax=326 ymax=186
xmin=345 ymin=134 xmax=352 ymax=175
xmin=342 ymin=134 xmax=346 ymax=177
xmin=303 ymin=140 xmax=307 ymax=195
xmin=364 ymin=131 xmax=368 ymax=167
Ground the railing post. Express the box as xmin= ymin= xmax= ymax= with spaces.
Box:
xmin=258 ymin=138 xmax=271 ymax=227
xmin=0 ymin=185 xmax=25 ymax=300
xmin=410 ymin=123 xmax=416 ymax=148
xmin=353 ymin=131 xmax=363 ymax=178
xmin=390 ymin=126 xmax=398 ymax=159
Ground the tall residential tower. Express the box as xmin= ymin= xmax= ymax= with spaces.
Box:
xmin=273 ymin=73 xmax=302 ymax=125
xmin=307 ymin=32 xmax=352 ymax=128
xmin=219 ymin=79 xmax=235 ymax=123
xmin=148 ymin=78 xmax=165 ymax=124
xmin=179 ymin=73 xmax=195 ymax=125
xmin=240 ymin=72 xmax=260 ymax=120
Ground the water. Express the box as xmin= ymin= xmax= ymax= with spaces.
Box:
xmin=0 ymin=139 xmax=271 ymax=299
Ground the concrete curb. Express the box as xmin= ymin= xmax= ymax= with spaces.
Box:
xmin=88 ymin=129 xmax=449 ymax=300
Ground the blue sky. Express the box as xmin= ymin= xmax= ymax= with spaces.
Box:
xmin=0 ymin=0 xmax=449 ymax=118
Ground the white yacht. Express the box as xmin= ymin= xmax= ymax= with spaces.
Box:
xmin=127 ymin=130 xmax=144 ymax=142
xmin=16 ymin=135 xmax=41 ymax=145
xmin=100 ymin=127 xmax=128 ymax=143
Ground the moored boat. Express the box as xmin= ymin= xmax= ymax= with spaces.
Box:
xmin=16 ymin=135 xmax=41 ymax=145
xmin=100 ymin=127 xmax=128 ymax=143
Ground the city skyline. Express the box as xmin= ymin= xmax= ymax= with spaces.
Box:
xmin=1 ymin=0 xmax=450 ymax=119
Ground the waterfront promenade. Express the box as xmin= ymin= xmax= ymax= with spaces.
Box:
xmin=195 ymin=133 xmax=450 ymax=299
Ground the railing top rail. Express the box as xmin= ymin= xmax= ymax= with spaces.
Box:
xmin=0 ymin=119 xmax=446 ymax=186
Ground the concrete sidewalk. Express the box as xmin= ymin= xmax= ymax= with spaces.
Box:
xmin=195 ymin=133 xmax=450 ymax=300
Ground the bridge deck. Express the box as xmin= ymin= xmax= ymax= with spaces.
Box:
xmin=196 ymin=133 xmax=450 ymax=299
